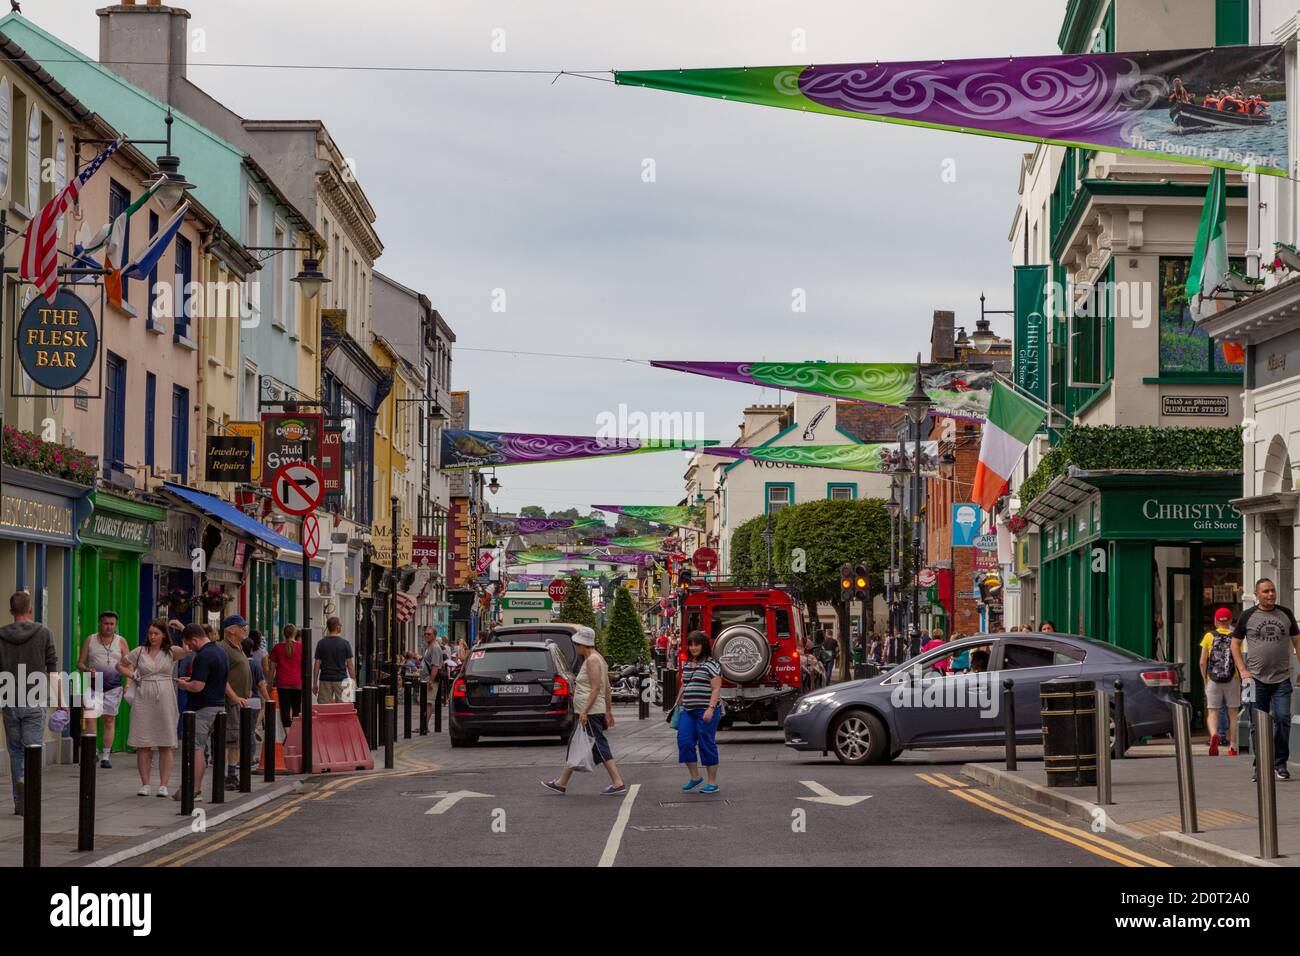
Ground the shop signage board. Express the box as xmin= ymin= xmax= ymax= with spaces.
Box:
xmin=15 ymin=290 xmax=98 ymax=391
xmin=952 ymin=504 xmax=983 ymax=547
xmin=321 ymin=427 xmax=344 ymax=495
xmin=412 ymin=535 xmax=440 ymax=567
xmin=1013 ymin=265 xmax=1048 ymax=405
xmin=204 ymin=435 xmax=254 ymax=483
xmin=372 ymin=519 xmax=413 ymax=565
xmin=501 ymin=596 xmax=552 ymax=610
xmin=0 ymin=482 xmax=76 ymax=546
xmin=80 ymin=510 xmax=153 ymax=550
xmin=260 ymin=412 xmax=324 ymax=488
xmin=1099 ymin=483 xmax=1243 ymax=541
xmin=227 ymin=422 xmax=262 ymax=483
xmin=1161 ymin=396 xmax=1229 ymax=417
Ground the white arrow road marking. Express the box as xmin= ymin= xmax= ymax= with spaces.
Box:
xmin=415 ymin=790 xmax=494 ymax=815
xmin=797 ymin=780 xmax=872 ymax=807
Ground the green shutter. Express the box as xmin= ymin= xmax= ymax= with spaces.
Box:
xmin=1216 ymin=0 xmax=1248 ymax=46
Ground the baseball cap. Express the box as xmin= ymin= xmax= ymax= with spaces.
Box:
xmin=571 ymin=626 xmax=596 ymax=647
xmin=1214 ymin=607 xmax=1233 ymax=623
xmin=221 ymin=614 xmax=248 ymax=631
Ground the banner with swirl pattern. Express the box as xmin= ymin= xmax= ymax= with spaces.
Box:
xmin=651 ymin=360 xmax=995 ymax=422
xmin=440 ymin=430 xmax=718 ymax=469
xmin=592 ymin=504 xmax=703 ymax=529
xmin=618 ymin=45 xmax=1287 ymax=175
xmin=486 ymin=515 xmax=605 ymax=534
xmin=704 ymin=442 xmax=940 ymax=475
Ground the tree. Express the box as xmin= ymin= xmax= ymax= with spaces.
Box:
xmin=548 ymin=507 xmax=581 ymax=520
xmin=519 ymin=505 xmax=546 ymax=518
xmin=555 ymin=574 xmax=604 ymax=655
xmin=604 ymin=586 xmax=648 ymax=665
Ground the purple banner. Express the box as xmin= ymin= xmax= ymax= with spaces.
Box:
xmin=441 ymin=430 xmax=715 ymax=469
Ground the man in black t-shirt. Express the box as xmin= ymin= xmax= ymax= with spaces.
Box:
xmin=1232 ymin=578 xmax=1300 ymax=781
xmin=313 ymin=616 xmax=355 ymax=704
xmin=174 ymin=623 xmax=229 ymax=800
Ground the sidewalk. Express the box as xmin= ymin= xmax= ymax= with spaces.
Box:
xmin=965 ymin=742 xmax=1296 ymax=866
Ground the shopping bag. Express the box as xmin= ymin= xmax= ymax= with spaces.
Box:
xmin=341 ymin=677 xmax=356 ymax=703
xmin=564 ymin=720 xmax=595 ymax=773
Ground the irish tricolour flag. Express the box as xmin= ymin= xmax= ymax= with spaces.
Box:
xmin=1186 ymin=166 xmax=1227 ymax=321
xmin=971 ymin=380 xmax=1047 ymax=513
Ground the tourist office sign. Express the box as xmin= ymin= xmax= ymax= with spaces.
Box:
xmin=15 ymin=290 xmax=99 ymax=392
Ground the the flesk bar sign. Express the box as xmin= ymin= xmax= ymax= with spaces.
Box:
xmin=16 ymin=290 xmax=98 ymax=390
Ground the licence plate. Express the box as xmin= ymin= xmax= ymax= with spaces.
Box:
xmin=490 ymin=684 xmax=531 ymax=694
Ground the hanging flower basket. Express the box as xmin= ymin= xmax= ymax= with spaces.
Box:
xmin=200 ymin=586 xmax=231 ymax=613
xmin=1004 ymin=514 xmax=1029 ymax=536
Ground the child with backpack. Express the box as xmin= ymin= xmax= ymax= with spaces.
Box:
xmin=1200 ymin=607 xmax=1241 ymax=757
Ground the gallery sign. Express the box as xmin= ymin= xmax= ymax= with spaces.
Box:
xmin=16 ymin=290 xmax=98 ymax=391
xmin=204 ymin=435 xmax=254 ymax=483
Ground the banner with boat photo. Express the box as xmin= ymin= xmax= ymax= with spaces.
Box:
xmin=616 ymin=43 xmax=1288 ymax=174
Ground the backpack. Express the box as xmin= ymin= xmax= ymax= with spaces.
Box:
xmin=1207 ymin=631 xmax=1236 ymax=683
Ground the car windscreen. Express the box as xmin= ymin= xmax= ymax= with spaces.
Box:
xmin=491 ymin=631 xmax=576 ymax=669
xmin=710 ymin=604 xmax=767 ymax=639
xmin=465 ymin=648 xmax=554 ymax=678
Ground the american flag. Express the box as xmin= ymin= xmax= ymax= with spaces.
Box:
xmin=21 ymin=139 xmax=121 ymax=302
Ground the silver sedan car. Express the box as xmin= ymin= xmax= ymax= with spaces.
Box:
xmin=783 ymin=632 xmax=1181 ymax=765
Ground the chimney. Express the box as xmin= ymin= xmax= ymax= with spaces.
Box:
xmin=97 ymin=2 xmax=191 ymax=104
xmin=930 ymin=310 xmax=956 ymax=363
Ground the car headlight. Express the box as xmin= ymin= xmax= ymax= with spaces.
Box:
xmin=794 ymin=693 xmax=833 ymax=716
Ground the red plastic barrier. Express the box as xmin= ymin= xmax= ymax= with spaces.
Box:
xmin=282 ymin=703 xmax=374 ymax=773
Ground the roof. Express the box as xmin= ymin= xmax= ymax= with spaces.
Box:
xmin=835 ymin=402 xmax=905 ymax=443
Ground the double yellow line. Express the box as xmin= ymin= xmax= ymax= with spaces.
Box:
xmin=917 ymin=773 xmax=1170 ymax=868
xmin=147 ymin=764 xmax=438 ymax=867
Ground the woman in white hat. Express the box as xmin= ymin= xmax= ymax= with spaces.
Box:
xmin=542 ymin=626 xmax=627 ymax=796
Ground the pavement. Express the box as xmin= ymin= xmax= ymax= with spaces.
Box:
xmin=0 ymin=732 xmax=438 ymax=867
xmin=125 ymin=705 xmax=1186 ymax=869
xmin=966 ymin=738 xmax=1297 ymax=867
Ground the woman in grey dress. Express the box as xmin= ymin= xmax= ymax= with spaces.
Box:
xmin=117 ymin=619 xmax=182 ymax=797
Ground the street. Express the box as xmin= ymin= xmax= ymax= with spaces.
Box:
xmin=132 ymin=707 xmax=1181 ymax=868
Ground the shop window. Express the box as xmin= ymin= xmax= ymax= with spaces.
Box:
xmin=1158 ymin=256 xmax=1245 ymax=374
xmin=144 ymin=372 xmax=156 ymax=469
xmin=171 ymin=385 xmax=189 ymax=484
xmin=174 ymin=235 xmax=193 ymax=341
xmin=766 ymin=483 xmax=793 ymax=514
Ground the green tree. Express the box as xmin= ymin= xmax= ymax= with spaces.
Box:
xmin=548 ymin=507 xmax=581 ymax=520
xmin=604 ymin=586 xmax=648 ymax=665
xmin=519 ymin=505 xmax=546 ymax=518
xmin=555 ymin=574 xmax=604 ymax=655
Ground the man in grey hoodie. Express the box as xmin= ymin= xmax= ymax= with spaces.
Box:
xmin=0 ymin=591 xmax=57 ymax=814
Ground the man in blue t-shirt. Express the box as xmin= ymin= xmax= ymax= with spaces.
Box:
xmin=174 ymin=623 xmax=229 ymax=801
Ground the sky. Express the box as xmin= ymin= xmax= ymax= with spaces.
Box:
xmin=38 ymin=0 xmax=1057 ymax=517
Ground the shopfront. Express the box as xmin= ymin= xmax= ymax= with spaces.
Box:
xmin=77 ymin=490 xmax=165 ymax=752
xmin=0 ymin=468 xmax=91 ymax=667
xmin=1029 ymin=470 xmax=1242 ymax=724
xmin=144 ymin=510 xmax=198 ymax=624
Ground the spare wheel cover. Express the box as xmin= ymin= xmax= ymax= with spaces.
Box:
xmin=715 ymin=624 xmax=770 ymax=683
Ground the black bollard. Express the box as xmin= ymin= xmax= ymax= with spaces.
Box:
xmin=1113 ymin=679 xmax=1127 ymax=759
xmin=1002 ymin=678 xmax=1017 ymax=771
xmin=638 ymin=665 xmax=650 ymax=720
xmin=384 ymin=700 xmax=396 ymax=769
xmin=22 ymin=743 xmax=41 ymax=867
xmin=77 ymin=732 xmax=96 ymax=852
xmin=364 ymin=686 xmax=378 ymax=750
xmin=179 ymin=711 xmax=195 ymax=816
xmin=357 ymin=685 xmax=370 ymax=748
xmin=211 ymin=710 xmax=227 ymax=805
xmin=419 ymin=679 xmax=428 ymax=736
xmin=404 ymin=681 xmax=413 ymax=740
xmin=434 ymin=676 xmax=444 ymax=734
xmin=239 ymin=706 xmax=254 ymax=793
xmin=662 ymin=669 xmax=678 ymax=713
xmin=70 ymin=704 xmax=82 ymax=763
xmin=264 ymin=699 xmax=277 ymax=783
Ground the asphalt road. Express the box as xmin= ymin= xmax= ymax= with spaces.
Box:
xmin=131 ymin=710 xmax=1186 ymax=868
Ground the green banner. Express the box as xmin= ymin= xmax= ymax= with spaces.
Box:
xmin=1013 ymin=265 xmax=1049 ymax=406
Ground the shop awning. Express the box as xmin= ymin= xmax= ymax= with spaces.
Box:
xmin=161 ymin=483 xmax=301 ymax=556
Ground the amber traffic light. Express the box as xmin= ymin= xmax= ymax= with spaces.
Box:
xmin=854 ymin=563 xmax=869 ymax=600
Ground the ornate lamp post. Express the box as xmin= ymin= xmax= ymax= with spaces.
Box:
xmin=902 ymin=356 xmax=933 ymax=655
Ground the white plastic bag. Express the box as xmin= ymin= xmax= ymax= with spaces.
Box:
xmin=341 ymin=677 xmax=356 ymax=703
xmin=564 ymin=720 xmax=595 ymax=773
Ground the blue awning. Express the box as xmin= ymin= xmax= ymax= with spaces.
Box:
xmin=162 ymin=483 xmax=301 ymax=555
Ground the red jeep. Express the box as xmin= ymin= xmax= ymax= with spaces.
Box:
xmin=678 ymin=584 xmax=805 ymax=726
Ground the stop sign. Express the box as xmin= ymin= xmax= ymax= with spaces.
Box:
xmin=547 ymin=578 xmax=568 ymax=602
xmin=692 ymin=547 xmax=718 ymax=572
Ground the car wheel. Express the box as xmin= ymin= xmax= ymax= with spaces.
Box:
xmin=830 ymin=709 xmax=888 ymax=765
xmin=449 ymin=730 xmax=476 ymax=747
xmin=1108 ymin=706 xmax=1132 ymax=758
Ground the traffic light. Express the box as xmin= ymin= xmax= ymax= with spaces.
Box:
xmin=840 ymin=563 xmax=853 ymax=602
xmin=854 ymin=563 xmax=870 ymax=601
xmin=677 ymin=569 xmax=693 ymax=608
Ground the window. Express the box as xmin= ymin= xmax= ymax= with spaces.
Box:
xmin=103 ymin=351 xmax=126 ymax=476
xmin=828 ymin=483 xmax=856 ymax=501
xmin=1158 ymin=256 xmax=1245 ymax=374
xmin=1068 ymin=266 xmax=1109 ymax=388
xmin=25 ymin=105 xmax=39 ymax=214
xmin=147 ymin=211 xmax=160 ymax=322
xmin=144 ymin=372 xmax=156 ymax=469
xmin=174 ymin=235 xmax=193 ymax=341
xmin=709 ymin=604 xmax=767 ymax=640
xmin=1216 ymin=0 xmax=1248 ymax=46
xmin=171 ymin=385 xmax=190 ymax=484
xmin=1000 ymin=642 xmax=1056 ymax=670
xmin=273 ymin=221 xmax=287 ymax=331
xmin=766 ymin=483 xmax=793 ymax=514
xmin=109 ymin=180 xmax=131 ymax=305
xmin=0 ymin=78 xmax=11 ymax=198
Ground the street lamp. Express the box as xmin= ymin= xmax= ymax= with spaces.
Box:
xmin=976 ymin=292 xmax=1013 ymax=354
xmin=903 ymin=354 xmax=932 ymax=426
xmin=291 ymin=257 xmax=328 ymax=302
xmin=140 ymin=112 xmax=195 ymax=212
xmin=488 ymin=472 xmax=501 ymax=495
xmin=902 ymin=355 xmax=932 ymax=658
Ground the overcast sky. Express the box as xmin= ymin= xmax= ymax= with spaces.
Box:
xmin=42 ymin=0 xmax=1055 ymax=516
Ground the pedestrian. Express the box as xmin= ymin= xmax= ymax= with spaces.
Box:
xmin=541 ymin=625 xmax=627 ymax=796
xmin=243 ymin=636 xmax=269 ymax=765
xmin=0 ymin=591 xmax=57 ymax=814
xmin=116 ymin=619 xmax=181 ymax=797
xmin=219 ymin=616 xmax=252 ymax=791
xmin=76 ymin=610 xmax=129 ymax=768
xmin=420 ymin=626 xmax=444 ymax=724
xmin=173 ymin=622 xmax=229 ymax=801
xmin=313 ymin=616 xmax=355 ymax=704
xmin=1232 ymin=578 xmax=1300 ymax=781
xmin=266 ymin=624 xmax=303 ymax=733
xmin=818 ymin=633 xmax=836 ymax=683
xmin=1200 ymin=608 xmax=1241 ymax=757
xmin=671 ymin=630 xmax=723 ymax=794
xmin=1040 ymin=620 xmax=1056 ymax=633
xmin=245 ymin=629 xmax=267 ymax=668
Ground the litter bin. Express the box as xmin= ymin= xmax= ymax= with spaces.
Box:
xmin=1040 ymin=677 xmax=1097 ymax=787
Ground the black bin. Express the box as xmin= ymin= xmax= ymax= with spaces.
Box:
xmin=1040 ymin=677 xmax=1097 ymax=787
xmin=661 ymin=669 xmax=677 ymax=713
